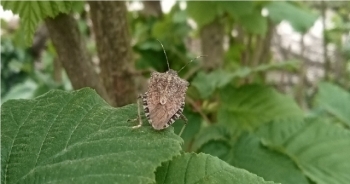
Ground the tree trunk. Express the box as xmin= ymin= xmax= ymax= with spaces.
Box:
xmin=53 ymin=58 xmax=62 ymax=83
xmin=45 ymin=13 xmax=111 ymax=104
xmin=142 ymin=1 xmax=163 ymax=17
xmin=89 ymin=1 xmax=136 ymax=107
xmin=200 ymin=19 xmax=224 ymax=71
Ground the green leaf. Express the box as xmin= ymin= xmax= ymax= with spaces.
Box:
xmin=192 ymin=124 xmax=232 ymax=152
xmin=186 ymin=2 xmax=218 ymax=28
xmin=218 ymin=85 xmax=303 ymax=130
xmin=1 ymin=79 xmax=38 ymax=104
xmin=228 ymin=133 xmax=309 ymax=184
xmin=266 ymin=2 xmax=318 ymax=33
xmin=173 ymin=108 xmax=202 ymax=151
xmin=193 ymin=127 xmax=308 ymax=184
xmin=191 ymin=61 xmax=299 ymax=99
xmin=239 ymin=11 xmax=268 ymax=35
xmin=192 ymin=70 xmax=234 ymax=99
xmin=315 ymin=82 xmax=350 ymax=127
xmin=254 ymin=59 xmax=300 ymax=72
xmin=1 ymin=1 xmax=83 ymax=45
xmin=257 ymin=118 xmax=350 ymax=184
xmin=1 ymin=88 xmax=182 ymax=183
xmin=217 ymin=1 xmax=254 ymax=18
xmin=155 ymin=153 xmax=277 ymax=184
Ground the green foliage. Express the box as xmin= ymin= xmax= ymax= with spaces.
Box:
xmin=186 ymin=2 xmax=219 ymax=28
xmin=266 ymin=1 xmax=318 ymax=33
xmin=239 ymin=11 xmax=267 ymax=35
xmin=1 ymin=1 xmax=84 ymax=45
xmin=187 ymin=1 xmax=268 ymax=35
xmin=173 ymin=108 xmax=202 ymax=151
xmin=194 ymin=131 xmax=309 ymax=184
xmin=228 ymin=133 xmax=309 ymax=184
xmin=257 ymin=118 xmax=350 ymax=184
xmin=217 ymin=1 xmax=254 ymax=18
xmin=186 ymin=1 xmax=318 ymax=35
xmin=315 ymin=82 xmax=350 ymax=127
xmin=2 ymin=1 xmax=350 ymax=183
xmin=1 ymin=37 xmax=32 ymax=97
xmin=2 ymin=88 xmax=282 ymax=184
xmin=218 ymin=85 xmax=303 ymax=130
xmin=155 ymin=153 xmax=276 ymax=184
xmin=1 ymin=79 xmax=37 ymax=103
xmin=1 ymin=88 xmax=182 ymax=183
xmin=1 ymin=36 xmax=71 ymax=104
xmin=192 ymin=70 xmax=234 ymax=99
xmin=131 ymin=4 xmax=192 ymax=73
xmin=192 ymin=60 xmax=300 ymax=99
xmin=192 ymin=124 xmax=232 ymax=152
xmin=152 ymin=6 xmax=191 ymax=43
xmin=192 ymin=117 xmax=350 ymax=184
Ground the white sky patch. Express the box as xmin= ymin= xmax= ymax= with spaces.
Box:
xmin=0 ymin=6 xmax=19 ymax=21
xmin=161 ymin=0 xmax=175 ymax=13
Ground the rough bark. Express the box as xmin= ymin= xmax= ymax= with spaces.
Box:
xmin=89 ymin=1 xmax=136 ymax=107
xmin=45 ymin=13 xmax=111 ymax=103
xmin=53 ymin=58 xmax=62 ymax=83
xmin=200 ymin=19 xmax=224 ymax=71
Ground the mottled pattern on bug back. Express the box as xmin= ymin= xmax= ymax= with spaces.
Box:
xmin=145 ymin=69 xmax=189 ymax=130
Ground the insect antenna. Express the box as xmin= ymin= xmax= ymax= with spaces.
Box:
xmin=156 ymin=39 xmax=170 ymax=70
xmin=178 ymin=55 xmax=207 ymax=73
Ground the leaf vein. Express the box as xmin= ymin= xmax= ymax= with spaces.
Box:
xmin=184 ymin=155 xmax=193 ymax=184
xmin=65 ymin=103 xmax=101 ymax=149
xmin=36 ymin=151 xmax=154 ymax=171
xmin=4 ymin=102 xmax=39 ymax=184
xmin=32 ymin=96 xmax=74 ymax=171
xmin=45 ymin=173 xmax=152 ymax=184
xmin=162 ymin=162 xmax=171 ymax=184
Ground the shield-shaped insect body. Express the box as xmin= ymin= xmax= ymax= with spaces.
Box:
xmin=132 ymin=40 xmax=204 ymax=135
xmin=142 ymin=69 xmax=189 ymax=130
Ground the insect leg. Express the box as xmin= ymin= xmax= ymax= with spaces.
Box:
xmin=132 ymin=95 xmax=143 ymax=129
xmin=178 ymin=114 xmax=188 ymax=137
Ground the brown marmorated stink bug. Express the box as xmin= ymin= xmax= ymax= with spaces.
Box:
xmin=131 ymin=40 xmax=204 ymax=136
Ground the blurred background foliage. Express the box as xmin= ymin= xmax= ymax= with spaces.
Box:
xmin=1 ymin=1 xmax=350 ymax=184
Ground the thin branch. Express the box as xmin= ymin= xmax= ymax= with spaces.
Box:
xmin=321 ymin=0 xmax=330 ymax=80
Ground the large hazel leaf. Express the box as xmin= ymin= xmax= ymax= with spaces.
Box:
xmin=192 ymin=126 xmax=308 ymax=184
xmin=218 ymin=85 xmax=303 ymax=130
xmin=257 ymin=118 xmax=350 ymax=184
xmin=1 ymin=88 xmax=183 ymax=183
xmin=227 ymin=133 xmax=309 ymax=184
xmin=315 ymin=82 xmax=350 ymax=127
xmin=155 ymin=153 xmax=277 ymax=184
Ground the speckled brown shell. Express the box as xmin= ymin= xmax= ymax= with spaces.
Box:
xmin=141 ymin=69 xmax=189 ymax=130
